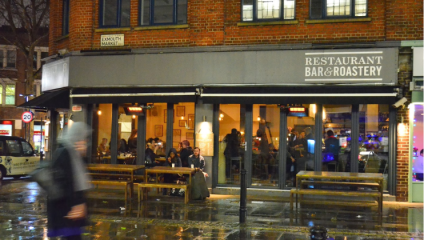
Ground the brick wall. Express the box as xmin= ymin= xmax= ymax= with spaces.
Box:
xmin=49 ymin=0 xmax=423 ymax=52
xmin=396 ymin=48 xmax=413 ymax=201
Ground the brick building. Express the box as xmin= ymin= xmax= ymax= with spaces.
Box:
xmin=39 ymin=0 xmax=422 ymax=201
xmin=0 ymin=26 xmax=49 ymax=151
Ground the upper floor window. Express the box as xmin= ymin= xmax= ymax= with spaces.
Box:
xmin=6 ymin=50 xmax=16 ymax=68
xmin=0 ymin=84 xmax=16 ymax=105
xmin=310 ymin=0 xmax=367 ymax=19
xmin=100 ymin=0 xmax=131 ymax=28
xmin=140 ymin=0 xmax=187 ymax=26
xmin=0 ymin=49 xmax=16 ymax=69
xmin=62 ymin=0 xmax=70 ymax=35
xmin=242 ymin=0 xmax=295 ymax=22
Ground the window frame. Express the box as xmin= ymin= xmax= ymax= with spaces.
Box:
xmin=62 ymin=0 xmax=70 ymax=35
xmin=138 ymin=0 xmax=187 ymax=26
xmin=99 ymin=0 xmax=131 ymax=28
xmin=6 ymin=50 xmax=16 ymax=69
xmin=309 ymin=0 xmax=368 ymax=20
xmin=5 ymin=84 xmax=16 ymax=106
xmin=241 ymin=0 xmax=296 ymax=22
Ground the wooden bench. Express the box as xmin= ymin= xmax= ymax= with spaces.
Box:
xmin=89 ymin=173 xmax=144 ymax=182
xmin=137 ymin=182 xmax=190 ymax=208
xmin=90 ymin=180 xmax=132 ymax=209
xmin=300 ymin=181 xmax=381 ymax=190
xmin=290 ymin=188 xmax=382 ymax=213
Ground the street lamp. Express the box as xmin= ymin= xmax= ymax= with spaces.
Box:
xmin=19 ymin=94 xmax=34 ymax=102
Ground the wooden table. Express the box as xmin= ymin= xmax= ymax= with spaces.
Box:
xmin=145 ymin=166 xmax=196 ymax=185
xmin=295 ymin=171 xmax=384 ymax=213
xmin=87 ymin=164 xmax=145 ymax=182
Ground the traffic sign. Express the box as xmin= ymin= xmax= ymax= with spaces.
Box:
xmin=22 ymin=111 xmax=33 ymax=123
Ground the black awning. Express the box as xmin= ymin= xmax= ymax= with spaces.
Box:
xmin=200 ymin=86 xmax=399 ymax=104
xmin=18 ymin=88 xmax=70 ymax=109
xmin=70 ymin=87 xmax=198 ymax=104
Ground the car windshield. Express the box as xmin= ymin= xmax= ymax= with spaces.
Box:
xmin=21 ymin=141 xmax=34 ymax=156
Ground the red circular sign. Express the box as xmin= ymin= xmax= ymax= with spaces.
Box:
xmin=22 ymin=111 xmax=33 ymax=123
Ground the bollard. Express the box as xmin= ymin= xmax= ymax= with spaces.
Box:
xmin=310 ymin=226 xmax=327 ymax=240
xmin=239 ymin=168 xmax=247 ymax=223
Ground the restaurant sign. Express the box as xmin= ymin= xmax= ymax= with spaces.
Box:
xmin=304 ymin=51 xmax=388 ymax=83
xmin=101 ymin=34 xmax=124 ymax=47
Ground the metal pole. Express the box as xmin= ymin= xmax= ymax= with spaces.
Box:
xmin=239 ymin=167 xmax=247 ymax=223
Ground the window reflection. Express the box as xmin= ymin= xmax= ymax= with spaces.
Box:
xmin=286 ymin=104 xmax=316 ymax=187
xmin=359 ymin=104 xmax=389 ymax=190
xmin=219 ymin=104 xmax=244 ymax=185
xmin=252 ymin=104 xmax=279 ymax=187
xmin=322 ymin=105 xmax=351 ymax=172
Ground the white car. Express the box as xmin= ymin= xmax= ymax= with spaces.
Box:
xmin=0 ymin=136 xmax=40 ymax=180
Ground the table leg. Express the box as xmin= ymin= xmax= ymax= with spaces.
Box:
xmin=137 ymin=186 xmax=141 ymax=218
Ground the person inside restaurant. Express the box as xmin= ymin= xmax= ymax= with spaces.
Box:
xmin=224 ymin=128 xmax=241 ymax=179
xmin=180 ymin=140 xmax=193 ymax=167
xmin=323 ymin=130 xmax=341 ymax=171
xmin=98 ymin=138 xmax=110 ymax=156
xmin=163 ymin=148 xmax=182 ymax=195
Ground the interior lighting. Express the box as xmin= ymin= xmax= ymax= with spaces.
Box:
xmin=132 ymin=115 xmax=136 ymax=119
xmin=257 ymin=116 xmax=261 ymax=121
xmin=181 ymin=116 xmax=184 ymax=120
xmin=220 ymin=113 xmax=224 ymax=118
xmin=97 ymin=110 xmax=102 ymax=115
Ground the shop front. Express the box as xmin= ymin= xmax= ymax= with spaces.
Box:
xmin=41 ymin=46 xmax=401 ymax=196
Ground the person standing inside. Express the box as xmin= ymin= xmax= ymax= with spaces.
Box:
xmin=180 ymin=140 xmax=193 ymax=167
xmin=324 ymin=130 xmax=341 ymax=171
xmin=224 ymin=128 xmax=240 ymax=179
xmin=47 ymin=122 xmax=92 ymax=240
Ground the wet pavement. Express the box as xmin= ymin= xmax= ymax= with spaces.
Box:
xmin=0 ymin=178 xmax=422 ymax=239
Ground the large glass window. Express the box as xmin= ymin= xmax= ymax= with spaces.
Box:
xmin=173 ymin=103 xmax=195 ymax=167
xmin=5 ymin=85 xmax=15 ymax=105
xmin=322 ymin=105 xmax=351 ymax=172
xmin=359 ymin=104 xmax=389 ymax=190
xmin=411 ymin=104 xmax=423 ymax=183
xmin=93 ymin=104 xmax=112 ymax=163
xmin=252 ymin=105 xmax=280 ymax=187
xmin=219 ymin=104 xmax=244 ymax=185
xmin=310 ymin=0 xmax=367 ymax=19
xmin=100 ymin=0 xmax=131 ymax=28
xmin=242 ymin=0 xmax=295 ymax=22
xmin=145 ymin=103 xmax=168 ymax=160
xmin=139 ymin=0 xmax=187 ymax=26
xmin=286 ymin=104 xmax=316 ymax=187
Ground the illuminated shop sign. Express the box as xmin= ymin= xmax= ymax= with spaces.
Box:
xmin=124 ymin=106 xmax=144 ymax=116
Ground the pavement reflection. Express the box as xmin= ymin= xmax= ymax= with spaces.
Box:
xmin=0 ymin=178 xmax=422 ymax=239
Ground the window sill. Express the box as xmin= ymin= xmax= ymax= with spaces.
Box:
xmin=0 ymin=68 xmax=17 ymax=71
xmin=134 ymin=24 xmax=189 ymax=31
xmin=237 ymin=20 xmax=298 ymax=27
xmin=55 ymin=35 xmax=69 ymax=42
xmin=95 ymin=27 xmax=131 ymax=33
xmin=305 ymin=17 xmax=372 ymax=24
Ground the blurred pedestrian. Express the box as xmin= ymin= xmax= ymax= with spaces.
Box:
xmin=47 ymin=122 xmax=92 ymax=240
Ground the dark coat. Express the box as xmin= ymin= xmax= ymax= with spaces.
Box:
xmin=165 ymin=148 xmax=182 ymax=167
xmin=180 ymin=147 xmax=193 ymax=167
xmin=188 ymin=155 xmax=205 ymax=171
xmin=191 ymin=171 xmax=209 ymax=200
xmin=47 ymin=147 xmax=86 ymax=236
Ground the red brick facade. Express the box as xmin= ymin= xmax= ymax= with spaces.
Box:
xmin=48 ymin=0 xmax=423 ymax=201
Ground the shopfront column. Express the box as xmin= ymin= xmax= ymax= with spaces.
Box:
xmin=314 ymin=104 xmax=323 ymax=171
xmin=136 ymin=113 xmax=146 ymax=165
xmin=166 ymin=103 xmax=174 ymax=154
xmin=244 ymin=104 xmax=253 ymax=187
xmin=110 ymin=104 xmax=119 ymax=164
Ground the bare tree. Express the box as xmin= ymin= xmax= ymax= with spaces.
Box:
xmin=0 ymin=0 xmax=49 ymax=95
